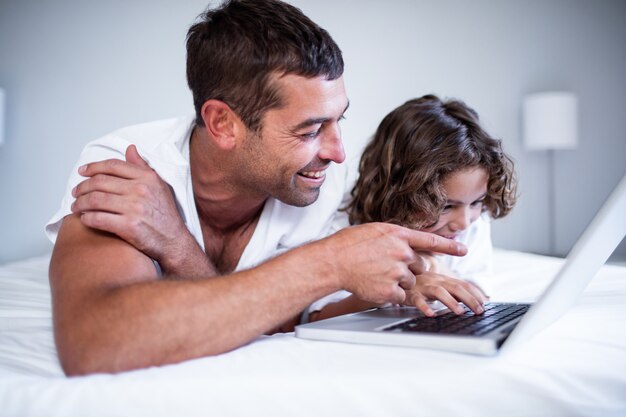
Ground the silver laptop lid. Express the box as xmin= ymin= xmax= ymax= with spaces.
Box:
xmin=502 ymin=174 xmax=626 ymax=351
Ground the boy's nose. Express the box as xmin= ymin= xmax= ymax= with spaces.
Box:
xmin=449 ymin=208 xmax=471 ymax=232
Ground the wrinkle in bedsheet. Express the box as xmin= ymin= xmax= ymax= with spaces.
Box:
xmin=0 ymin=251 xmax=625 ymax=417
xmin=0 ymin=255 xmax=52 ymax=319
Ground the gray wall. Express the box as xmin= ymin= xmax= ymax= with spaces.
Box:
xmin=1 ymin=0 xmax=625 ymax=264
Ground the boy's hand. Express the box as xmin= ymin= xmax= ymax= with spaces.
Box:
xmin=403 ymin=271 xmax=488 ymax=317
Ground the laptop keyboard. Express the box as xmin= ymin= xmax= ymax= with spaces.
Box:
xmin=382 ymin=303 xmax=530 ymax=336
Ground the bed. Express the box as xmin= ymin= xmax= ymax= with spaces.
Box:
xmin=1 ymin=249 xmax=625 ymax=417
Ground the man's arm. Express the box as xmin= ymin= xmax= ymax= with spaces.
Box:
xmin=50 ymin=214 xmax=464 ymax=375
xmin=50 ymin=215 xmax=340 ymax=375
xmin=70 ymin=145 xmax=215 ymax=278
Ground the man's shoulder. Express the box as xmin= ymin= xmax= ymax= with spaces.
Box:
xmin=104 ymin=115 xmax=195 ymax=149
xmin=77 ymin=115 xmax=195 ymax=163
xmin=110 ymin=115 xmax=195 ymax=137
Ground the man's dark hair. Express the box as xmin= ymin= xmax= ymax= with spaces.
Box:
xmin=186 ymin=0 xmax=344 ymax=132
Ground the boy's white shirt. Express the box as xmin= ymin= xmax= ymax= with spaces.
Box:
xmin=436 ymin=213 xmax=493 ymax=293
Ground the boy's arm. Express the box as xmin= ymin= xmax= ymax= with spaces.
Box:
xmin=308 ymin=294 xmax=380 ymax=322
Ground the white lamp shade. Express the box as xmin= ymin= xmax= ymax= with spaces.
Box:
xmin=523 ymin=92 xmax=578 ymax=150
xmin=0 ymin=88 xmax=4 ymax=146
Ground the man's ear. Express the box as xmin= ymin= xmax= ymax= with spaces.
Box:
xmin=200 ymin=100 xmax=243 ymax=150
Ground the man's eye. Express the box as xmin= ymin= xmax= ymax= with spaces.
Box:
xmin=301 ymin=131 xmax=319 ymax=139
xmin=301 ymin=128 xmax=322 ymax=139
xmin=470 ymin=200 xmax=484 ymax=207
xmin=442 ymin=204 xmax=453 ymax=211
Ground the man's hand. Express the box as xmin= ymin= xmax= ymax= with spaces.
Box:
xmin=315 ymin=222 xmax=468 ymax=306
xmin=71 ymin=145 xmax=215 ymax=276
xmin=412 ymin=252 xmax=455 ymax=275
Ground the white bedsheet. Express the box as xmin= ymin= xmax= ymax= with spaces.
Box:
xmin=0 ymin=250 xmax=625 ymax=417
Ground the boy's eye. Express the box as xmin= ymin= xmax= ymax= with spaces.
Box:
xmin=470 ymin=199 xmax=485 ymax=208
xmin=442 ymin=204 xmax=453 ymax=211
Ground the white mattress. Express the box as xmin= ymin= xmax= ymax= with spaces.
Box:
xmin=1 ymin=250 xmax=625 ymax=417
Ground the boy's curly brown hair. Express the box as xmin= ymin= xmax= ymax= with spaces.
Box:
xmin=346 ymin=95 xmax=517 ymax=229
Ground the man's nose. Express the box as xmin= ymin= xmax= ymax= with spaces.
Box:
xmin=319 ymin=123 xmax=345 ymax=164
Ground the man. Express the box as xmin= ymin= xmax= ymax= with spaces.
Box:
xmin=47 ymin=0 xmax=479 ymax=376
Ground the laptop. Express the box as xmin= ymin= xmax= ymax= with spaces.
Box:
xmin=295 ymin=174 xmax=626 ymax=355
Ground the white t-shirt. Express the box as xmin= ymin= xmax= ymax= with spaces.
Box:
xmin=45 ymin=116 xmax=352 ymax=272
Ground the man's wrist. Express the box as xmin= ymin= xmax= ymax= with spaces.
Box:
xmin=159 ymin=234 xmax=217 ymax=278
xmin=304 ymin=237 xmax=343 ymax=292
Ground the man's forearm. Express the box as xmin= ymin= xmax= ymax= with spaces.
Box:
xmin=50 ymin=216 xmax=340 ymax=375
xmin=157 ymin=232 xmax=219 ymax=279
xmin=51 ymin=219 xmax=466 ymax=375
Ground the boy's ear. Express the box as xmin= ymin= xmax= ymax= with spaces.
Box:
xmin=200 ymin=100 xmax=244 ymax=150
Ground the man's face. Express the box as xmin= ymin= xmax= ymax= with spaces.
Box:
xmin=235 ymin=74 xmax=349 ymax=207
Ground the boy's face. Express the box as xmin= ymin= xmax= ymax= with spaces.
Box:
xmin=421 ymin=167 xmax=488 ymax=240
